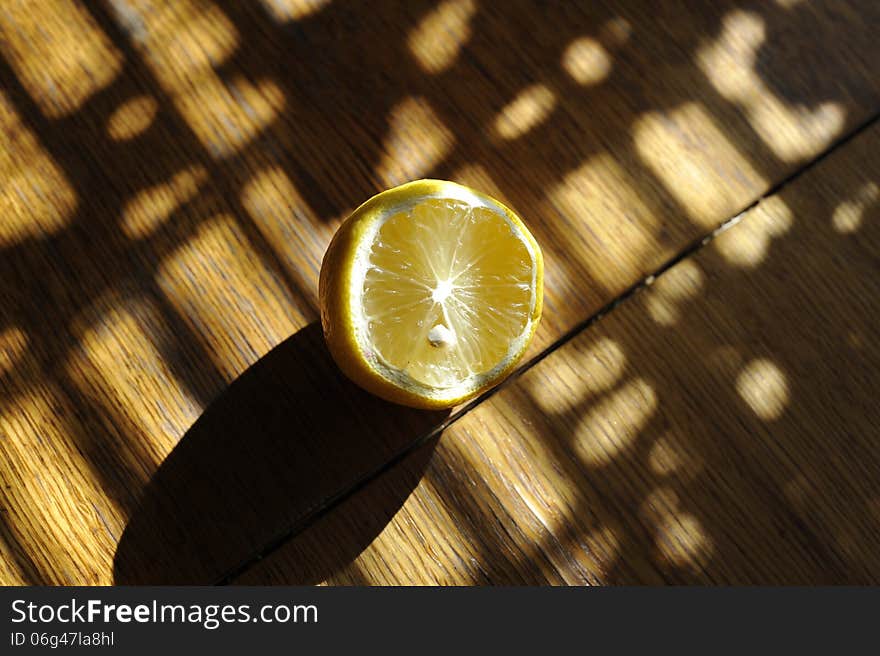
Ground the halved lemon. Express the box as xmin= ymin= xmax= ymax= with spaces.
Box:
xmin=319 ymin=179 xmax=543 ymax=409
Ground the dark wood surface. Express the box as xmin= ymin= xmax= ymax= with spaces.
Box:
xmin=0 ymin=0 xmax=878 ymax=584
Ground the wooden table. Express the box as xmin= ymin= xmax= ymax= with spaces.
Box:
xmin=1 ymin=0 xmax=879 ymax=585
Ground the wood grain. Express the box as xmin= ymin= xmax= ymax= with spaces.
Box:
xmin=238 ymin=122 xmax=880 ymax=585
xmin=0 ymin=0 xmax=878 ymax=583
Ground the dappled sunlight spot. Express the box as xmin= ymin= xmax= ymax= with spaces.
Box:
xmin=241 ymin=166 xmax=327 ymax=299
xmin=751 ymin=101 xmax=845 ymax=163
xmin=107 ymin=95 xmax=159 ymax=141
xmin=577 ymin=337 xmax=628 ymax=391
xmin=258 ymin=0 xmax=332 ymax=22
xmin=547 ymin=154 xmax=659 ymax=290
xmin=654 ymin=513 xmax=714 ymax=571
xmin=0 ymin=327 xmax=28 ymax=376
xmin=110 ymin=0 xmax=238 ymax=72
xmin=0 ymin=0 xmax=122 ymax=117
xmin=574 ymin=377 xmax=656 ymax=466
xmin=775 ymin=0 xmax=806 ymax=8
xmin=408 ymin=0 xmax=477 ymax=74
xmin=492 ymin=83 xmax=557 ymax=141
xmin=109 ymin=0 xmax=284 ymax=157
xmin=121 ymin=166 xmax=208 ymax=238
xmin=525 ymin=337 xmax=626 ymax=413
xmin=67 ymin=294 xmax=202 ymax=455
xmin=832 ymin=182 xmax=878 ymax=234
xmin=378 ymin=97 xmax=453 ymax=187
xmin=562 ymin=38 xmax=612 ymax=86
xmin=0 ymin=92 xmax=77 ymax=245
xmin=713 ymin=196 xmax=792 ymax=267
xmin=642 ymin=259 xmax=704 ymax=327
xmin=641 ymin=487 xmax=713 ymax=571
xmin=175 ymin=75 xmax=286 ymax=158
xmin=648 ymin=432 xmax=703 ymax=478
xmin=156 ymin=214 xmax=305 ymax=380
xmin=634 ymin=103 xmax=765 ymax=227
xmin=736 ymin=358 xmax=790 ymax=421
xmin=698 ymin=10 xmax=846 ymax=162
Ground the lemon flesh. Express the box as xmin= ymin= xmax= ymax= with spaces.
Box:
xmin=320 ymin=180 xmax=543 ymax=409
xmin=364 ymin=199 xmax=533 ymax=389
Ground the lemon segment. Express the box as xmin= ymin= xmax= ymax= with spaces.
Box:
xmin=320 ymin=180 xmax=543 ymax=409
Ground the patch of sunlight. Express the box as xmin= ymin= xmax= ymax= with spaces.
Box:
xmin=0 ymin=326 xmax=28 ymax=376
xmin=697 ymin=10 xmax=845 ymax=162
xmin=0 ymin=0 xmax=123 ymax=117
xmin=378 ymin=97 xmax=453 ymax=187
xmin=575 ymin=337 xmax=626 ymax=391
xmin=121 ymin=166 xmax=208 ymax=239
xmin=642 ymin=487 xmax=714 ymax=571
xmin=655 ymin=512 xmax=714 ymax=570
xmin=491 ymin=83 xmax=557 ymax=140
xmin=108 ymin=0 xmax=238 ymax=70
xmin=258 ymin=0 xmax=332 ymax=22
xmin=713 ymin=196 xmax=792 ymax=268
xmin=0 ymin=92 xmax=77 ymax=246
xmin=107 ymin=95 xmax=159 ymax=141
xmin=67 ymin=293 xmax=202 ymax=454
xmin=156 ymin=214 xmax=304 ymax=380
xmin=648 ymin=431 xmax=703 ymax=478
xmin=642 ymin=259 xmax=704 ymax=327
xmin=832 ymin=182 xmax=878 ymax=234
xmin=736 ymin=357 xmax=790 ymax=421
xmin=562 ymin=37 xmax=612 ymax=86
xmin=775 ymin=0 xmax=805 ymax=7
xmin=107 ymin=0 xmax=285 ymax=158
xmin=175 ymin=75 xmax=286 ymax=157
xmin=408 ymin=0 xmax=477 ymax=74
xmin=574 ymin=377 xmax=656 ymax=466
xmin=526 ymin=337 xmax=627 ymax=414
xmin=0 ymin=384 xmax=128 ymax=583
xmin=546 ymin=153 xmax=659 ymax=290
xmin=577 ymin=337 xmax=628 ymax=391
xmin=634 ymin=103 xmax=765 ymax=228
xmin=241 ymin=166 xmax=326 ymax=299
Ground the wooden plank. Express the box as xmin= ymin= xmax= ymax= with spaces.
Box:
xmin=238 ymin=123 xmax=880 ymax=584
xmin=1 ymin=0 xmax=879 ymax=583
